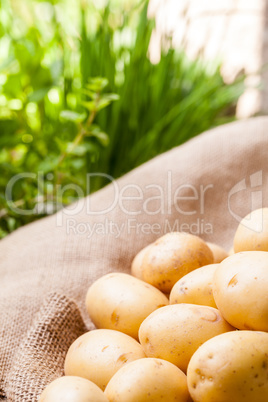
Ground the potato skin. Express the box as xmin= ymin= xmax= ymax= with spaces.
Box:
xmin=85 ymin=273 xmax=168 ymax=339
xmin=213 ymin=251 xmax=268 ymax=331
xmin=64 ymin=329 xmax=145 ymax=390
xmin=138 ymin=304 xmax=234 ymax=373
xmin=187 ymin=331 xmax=268 ymax=402
xmin=206 ymin=242 xmax=229 ymax=263
xmin=104 ymin=358 xmax=191 ymax=402
xmin=228 ymin=246 xmax=234 ymax=255
xmin=131 ymin=245 xmax=152 ymax=280
xmin=234 ymin=207 xmax=268 ymax=252
xmin=142 ymin=232 xmax=214 ymax=293
xmin=170 ymin=264 xmax=219 ymax=308
xmin=39 ymin=376 xmax=109 ymax=402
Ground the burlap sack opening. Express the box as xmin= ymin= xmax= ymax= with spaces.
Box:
xmin=1 ymin=116 xmax=268 ymax=401
xmin=4 ymin=293 xmax=87 ymax=401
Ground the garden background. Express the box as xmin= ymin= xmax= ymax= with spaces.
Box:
xmin=0 ymin=0 xmax=249 ymax=237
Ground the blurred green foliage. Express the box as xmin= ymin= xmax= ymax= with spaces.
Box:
xmin=0 ymin=0 xmax=243 ymax=238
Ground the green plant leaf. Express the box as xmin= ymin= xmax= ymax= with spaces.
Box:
xmin=28 ymin=88 xmax=50 ymax=102
xmin=86 ymin=77 xmax=109 ymax=92
xmin=66 ymin=142 xmax=94 ymax=156
xmin=81 ymin=101 xmax=96 ymax=112
xmin=96 ymin=131 xmax=109 ymax=146
xmin=38 ymin=156 xmax=60 ymax=173
xmin=60 ymin=110 xmax=87 ymax=122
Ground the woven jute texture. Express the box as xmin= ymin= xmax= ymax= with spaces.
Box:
xmin=5 ymin=293 xmax=87 ymax=401
xmin=0 ymin=117 xmax=268 ymax=401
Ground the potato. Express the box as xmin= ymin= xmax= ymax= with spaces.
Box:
xmin=170 ymin=264 xmax=219 ymax=308
xmin=228 ymin=246 xmax=234 ymax=255
xmin=213 ymin=251 xmax=268 ymax=331
xmin=206 ymin=242 xmax=229 ymax=263
xmin=187 ymin=330 xmax=268 ymax=402
xmin=64 ymin=329 xmax=145 ymax=390
xmin=138 ymin=304 xmax=234 ymax=373
xmin=131 ymin=244 xmax=152 ymax=280
xmin=104 ymin=358 xmax=191 ymax=402
xmin=39 ymin=376 xmax=108 ymax=402
xmin=141 ymin=232 xmax=214 ymax=293
xmin=85 ymin=273 xmax=168 ymax=339
xmin=234 ymin=207 xmax=268 ymax=252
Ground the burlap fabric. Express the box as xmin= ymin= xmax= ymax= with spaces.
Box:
xmin=0 ymin=117 xmax=268 ymax=401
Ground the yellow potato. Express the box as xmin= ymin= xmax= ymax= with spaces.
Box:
xmin=170 ymin=264 xmax=219 ymax=308
xmin=206 ymin=242 xmax=229 ymax=263
xmin=104 ymin=358 xmax=191 ymax=402
xmin=131 ymin=244 xmax=152 ymax=280
xmin=213 ymin=251 xmax=268 ymax=331
xmin=85 ymin=273 xmax=168 ymax=339
xmin=64 ymin=329 xmax=145 ymax=390
xmin=138 ymin=304 xmax=234 ymax=373
xmin=228 ymin=246 xmax=234 ymax=255
xmin=187 ymin=330 xmax=268 ymax=402
xmin=39 ymin=376 xmax=108 ymax=402
xmin=234 ymin=207 xmax=268 ymax=252
xmin=141 ymin=232 xmax=214 ymax=293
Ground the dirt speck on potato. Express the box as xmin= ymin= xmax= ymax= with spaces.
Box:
xmin=228 ymin=274 xmax=238 ymax=287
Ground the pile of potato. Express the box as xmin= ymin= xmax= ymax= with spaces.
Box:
xmin=39 ymin=208 xmax=268 ymax=402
